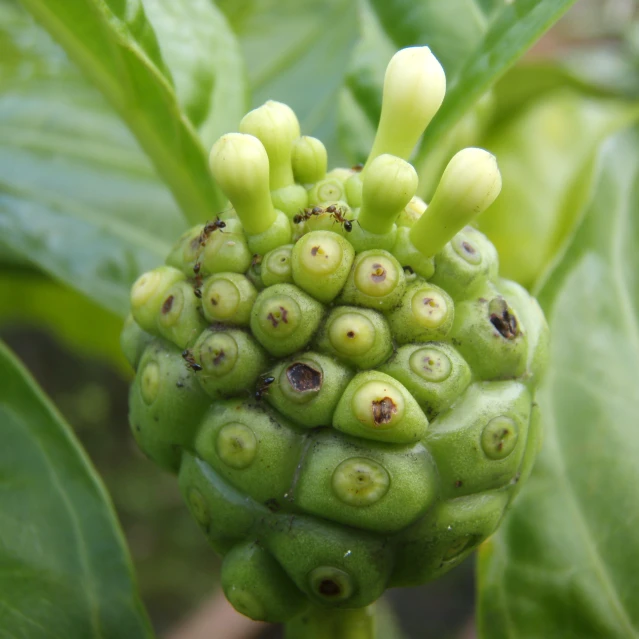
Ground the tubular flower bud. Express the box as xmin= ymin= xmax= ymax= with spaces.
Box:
xmin=209 ymin=133 xmax=277 ymax=235
xmin=358 ymin=154 xmax=418 ymax=236
xmin=410 ymin=148 xmax=502 ymax=258
xmin=365 ymin=47 xmax=446 ymax=171
xmin=240 ymin=100 xmax=300 ymax=190
xmin=292 ymin=136 xmax=328 ymax=184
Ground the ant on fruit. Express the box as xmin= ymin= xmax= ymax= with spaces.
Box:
xmin=255 ymin=375 xmax=275 ymax=401
xmin=325 ymin=205 xmax=353 ymax=232
xmin=293 ymin=206 xmax=322 ymax=224
xmin=182 ymin=349 xmax=202 ymax=372
xmin=198 ymin=216 xmax=226 ymax=246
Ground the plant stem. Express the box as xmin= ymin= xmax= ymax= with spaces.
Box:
xmin=284 ymin=604 xmax=376 ymax=639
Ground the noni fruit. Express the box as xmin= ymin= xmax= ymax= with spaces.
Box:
xmin=123 ymin=46 xmax=549 ymax=623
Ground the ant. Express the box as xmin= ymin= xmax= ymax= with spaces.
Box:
xmin=255 ymin=375 xmax=275 ymax=401
xmin=198 ymin=216 xmax=226 ymax=246
xmin=351 ymin=163 xmax=364 ymax=172
xmin=325 ymin=205 xmax=353 ymax=232
xmin=182 ymin=349 xmax=202 ymax=372
xmin=293 ymin=206 xmax=321 ymax=225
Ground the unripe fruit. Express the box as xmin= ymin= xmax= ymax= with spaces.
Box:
xmin=124 ymin=46 xmax=548 ymax=625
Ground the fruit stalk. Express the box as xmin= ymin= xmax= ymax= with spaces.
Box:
xmin=285 ymin=604 xmax=376 ymax=639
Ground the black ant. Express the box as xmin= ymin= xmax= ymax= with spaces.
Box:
xmin=351 ymin=163 xmax=364 ymax=172
xmin=325 ymin=205 xmax=353 ymax=232
xmin=255 ymin=375 xmax=275 ymax=400
xmin=251 ymin=254 xmax=263 ymax=268
xmin=198 ymin=216 xmax=226 ymax=245
xmin=182 ymin=349 xmax=202 ymax=372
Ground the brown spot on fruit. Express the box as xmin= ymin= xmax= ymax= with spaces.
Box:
xmin=161 ymin=295 xmax=174 ymax=314
xmin=286 ymin=362 xmax=322 ymax=393
xmin=370 ymin=264 xmax=387 ymax=283
xmin=311 ymin=246 xmax=320 ymax=256
xmin=489 ymin=297 xmax=520 ymax=339
xmin=212 ymin=350 xmax=226 ymax=366
xmin=371 ymin=397 xmax=397 ymax=425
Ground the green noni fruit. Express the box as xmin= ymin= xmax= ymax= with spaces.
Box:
xmin=123 ymin=46 xmax=549 ymax=622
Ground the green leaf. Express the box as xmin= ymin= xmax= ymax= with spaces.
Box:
xmin=141 ymin=0 xmax=247 ymax=148
xmin=20 ymin=0 xmax=226 ymax=224
xmin=217 ymin=0 xmax=359 ymax=166
xmin=0 ymin=3 xmax=178 ymax=317
xmin=0 ymin=340 xmax=153 ymax=637
xmin=476 ymin=89 xmax=637 ymax=289
xmin=0 ymin=270 xmax=129 ymax=374
xmin=341 ymin=0 xmax=578 ymax=167
xmin=416 ymin=0 xmax=578 ymax=159
xmin=477 ymin=127 xmax=639 ymax=638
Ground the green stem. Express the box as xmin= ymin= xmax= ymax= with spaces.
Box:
xmin=285 ymin=604 xmax=376 ymax=639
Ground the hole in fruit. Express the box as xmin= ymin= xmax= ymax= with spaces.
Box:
xmin=286 ymin=362 xmax=322 ymax=393
xmin=212 ymin=349 xmax=226 ymax=366
xmin=489 ymin=298 xmax=519 ymax=339
xmin=346 ymin=331 xmax=355 ymax=338
xmin=161 ymin=295 xmax=174 ymax=314
xmin=318 ymin=580 xmax=341 ymax=597
xmin=371 ymin=397 xmax=397 ymax=425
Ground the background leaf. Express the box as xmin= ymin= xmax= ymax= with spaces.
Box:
xmin=477 ymin=127 xmax=639 ymax=638
xmin=141 ymin=0 xmax=247 ymax=148
xmin=477 ymin=88 xmax=637 ymax=289
xmin=217 ymin=0 xmax=359 ymax=165
xmin=340 ymin=0 xmax=579 ymax=172
xmin=0 ymin=341 xmax=153 ymax=637
xmin=0 ymin=2 xmax=179 ymax=316
xmin=20 ymin=0 xmax=227 ymax=223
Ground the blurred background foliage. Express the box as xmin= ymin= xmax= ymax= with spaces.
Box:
xmin=1 ymin=0 xmax=639 ymax=637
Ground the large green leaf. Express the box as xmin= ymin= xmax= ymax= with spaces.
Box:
xmin=341 ymin=0 xmax=578 ymax=168
xmin=477 ymin=128 xmax=639 ymax=637
xmin=0 ymin=270 xmax=128 ymax=374
xmin=477 ymin=90 xmax=637 ymax=290
xmin=141 ymin=0 xmax=247 ymax=148
xmin=20 ymin=0 xmax=226 ymax=223
xmin=0 ymin=341 xmax=153 ymax=637
xmin=0 ymin=3 xmax=178 ymax=316
xmin=217 ymin=0 xmax=359 ymax=166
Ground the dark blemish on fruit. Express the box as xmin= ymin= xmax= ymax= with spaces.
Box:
xmin=489 ymin=297 xmax=520 ymax=339
xmin=212 ymin=350 xmax=226 ymax=366
xmin=346 ymin=331 xmax=355 ymax=338
xmin=287 ymin=362 xmax=322 ymax=393
xmin=161 ymin=295 xmax=174 ymax=314
xmin=462 ymin=241 xmax=476 ymax=255
xmin=318 ymin=580 xmax=341 ymax=597
xmin=372 ymin=397 xmax=397 ymax=425
xmin=311 ymin=246 xmax=320 ymax=256
xmin=455 ymin=480 xmax=463 ymax=488
xmin=371 ymin=264 xmax=387 ymax=283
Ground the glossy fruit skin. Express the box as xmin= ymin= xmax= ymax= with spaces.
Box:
xmin=124 ymin=175 xmax=549 ymax=623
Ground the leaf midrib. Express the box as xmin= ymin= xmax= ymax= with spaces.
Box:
xmin=20 ymin=0 xmax=222 ymax=224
